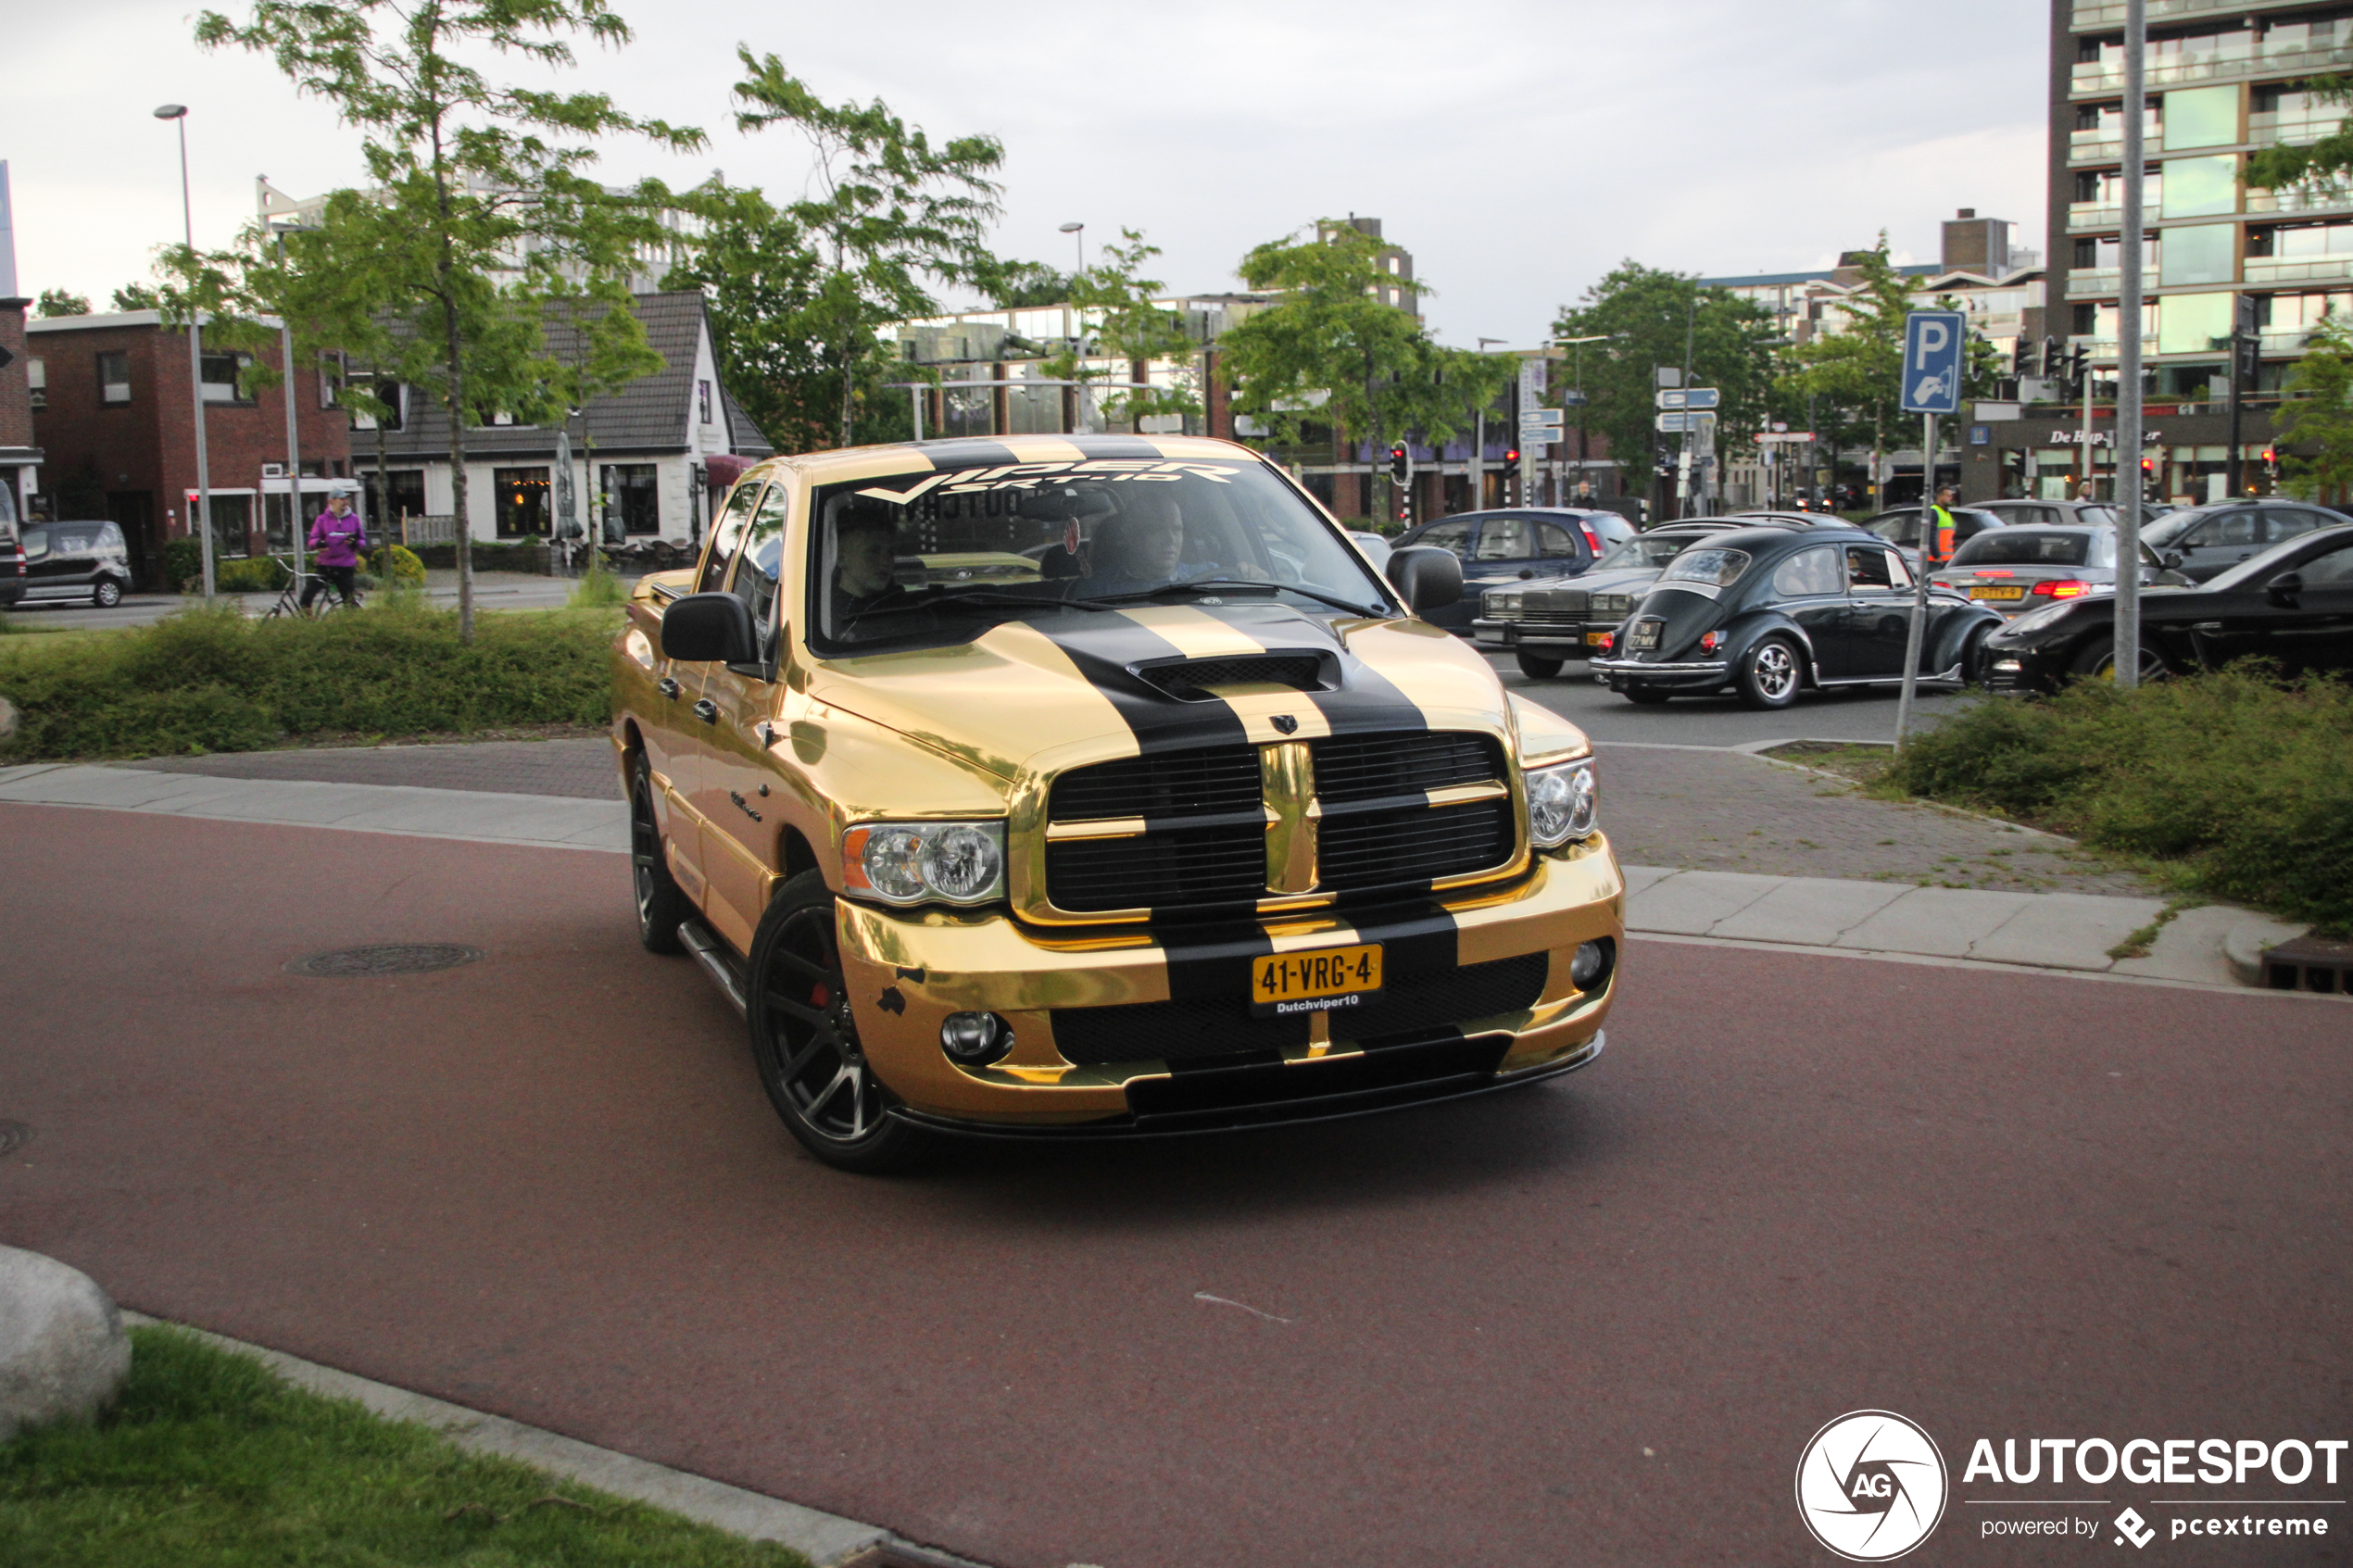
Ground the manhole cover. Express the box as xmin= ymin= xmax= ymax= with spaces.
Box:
xmin=0 ymin=1122 xmax=31 ymax=1158
xmin=289 ymin=944 xmax=484 ymax=979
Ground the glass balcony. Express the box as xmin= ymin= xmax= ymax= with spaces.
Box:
xmin=2068 ymin=269 xmax=2123 ymax=297
xmin=2069 ymin=202 xmax=2126 ymax=232
xmin=2076 ymin=0 xmax=2317 ymax=30
xmin=2246 ymin=180 xmax=2353 ymax=213
xmin=2248 ymin=110 xmax=2338 ymax=148
xmin=2244 ymin=255 xmax=2353 ymax=282
xmin=2071 ymin=39 xmax=2353 ymax=95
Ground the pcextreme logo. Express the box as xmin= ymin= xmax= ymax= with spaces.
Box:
xmin=1796 ymin=1410 xmax=1952 ymax=1561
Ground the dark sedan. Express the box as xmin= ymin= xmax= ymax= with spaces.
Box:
xmin=2139 ymin=498 xmax=2349 ymax=583
xmin=1391 ymin=508 xmax=1619 ymax=632
xmin=1591 ymin=525 xmax=2002 ymax=709
xmin=1982 ymin=523 xmax=2353 ymax=689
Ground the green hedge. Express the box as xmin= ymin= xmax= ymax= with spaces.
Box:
xmin=1890 ymin=669 xmax=2353 ymax=930
xmin=402 ymin=540 xmax=549 ymax=572
xmin=0 ymin=601 xmax=612 ymax=759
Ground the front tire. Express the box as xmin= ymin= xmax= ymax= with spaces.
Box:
xmin=1515 ymin=649 xmax=1566 ymax=679
xmin=748 ymin=872 xmax=935 ymax=1174
xmin=1734 ymin=635 xmax=1803 ymax=710
xmin=629 ymin=753 xmax=690 ymax=955
xmin=1958 ymin=622 xmax=1993 ymax=687
xmin=2069 ymin=634 xmax=2165 ymax=684
xmin=92 ymin=580 xmax=122 ymax=608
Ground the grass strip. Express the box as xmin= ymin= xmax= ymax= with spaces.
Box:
xmin=0 ymin=1324 xmax=806 ymax=1568
xmin=0 ymin=601 xmax=617 ymax=759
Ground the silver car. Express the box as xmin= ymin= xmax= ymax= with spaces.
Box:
xmin=1927 ymin=524 xmax=2166 ymax=616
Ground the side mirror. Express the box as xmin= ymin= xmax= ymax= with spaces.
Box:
xmin=2159 ymin=550 xmax=2184 ymax=570
xmin=1386 ymin=546 xmax=1464 ymax=613
xmin=661 ymin=591 xmax=758 ymax=664
xmin=2265 ymin=570 xmax=2305 ymax=608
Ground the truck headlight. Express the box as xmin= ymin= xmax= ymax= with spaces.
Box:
xmin=1526 ymin=759 xmax=1598 ymax=847
xmin=843 ymin=821 xmax=1006 ymax=905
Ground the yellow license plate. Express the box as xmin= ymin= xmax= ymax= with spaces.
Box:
xmin=1251 ymin=944 xmax=1383 ymax=1018
xmin=1586 ymin=629 xmax=1611 ymax=644
xmin=1969 ymin=585 xmax=2025 ymax=600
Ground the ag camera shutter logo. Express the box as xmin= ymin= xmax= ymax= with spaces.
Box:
xmin=1795 ymin=1410 xmax=1950 ymax=1561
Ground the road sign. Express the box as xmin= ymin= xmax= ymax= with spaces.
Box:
xmin=1752 ymin=431 xmax=1816 ymax=444
xmin=1558 ymin=389 xmax=1588 ymax=407
xmin=1655 ymin=410 xmax=1718 ymax=433
xmin=1655 ymin=387 xmax=1719 ymax=411
xmin=1518 ymin=409 xmax=1565 ymax=430
xmin=1900 ymin=309 xmax=1966 ymax=415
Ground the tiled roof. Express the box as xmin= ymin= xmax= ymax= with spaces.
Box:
xmin=374 ymin=291 xmax=754 ymax=458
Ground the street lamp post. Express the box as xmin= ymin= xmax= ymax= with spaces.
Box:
xmin=157 ymin=104 xmax=215 ymax=599
xmin=1058 ymin=221 xmax=1085 ymax=277
xmin=266 ymin=201 xmax=312 ymax=588
xmin=1550 ymin=334 xmax=1615 ymax=508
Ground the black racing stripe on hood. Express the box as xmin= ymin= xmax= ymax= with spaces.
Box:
xmin=1306 ymin=642 xmax=1431 ymax=739
xmin=1027 ymin=613 xmax=1253 ymax=757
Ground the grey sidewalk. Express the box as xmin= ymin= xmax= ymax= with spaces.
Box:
xmin=0 ymin=762 xmax=2305 ymax=988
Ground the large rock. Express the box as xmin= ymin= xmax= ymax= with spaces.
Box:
xmin=0 ymin=1246 xmax=131 ymax=1442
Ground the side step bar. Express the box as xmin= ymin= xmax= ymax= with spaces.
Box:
xmin=677 ymin=920 xmax=749 ymax=1017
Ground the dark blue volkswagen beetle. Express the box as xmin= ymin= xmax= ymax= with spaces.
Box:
xmin=1589 ymin=525 xmax=2004 ymax=709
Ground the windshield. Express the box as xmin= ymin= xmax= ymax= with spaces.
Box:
xmin=1593 ymin=532 xmax=1711 ymax=571
xmin=807 ymin=455 xmax=1393 ymax=652
xmin=1658 ymin=547 xmax=1752 ymax=587
xmin=2143 ymin=510 xmax=2204 ymax=547
xmin=1952 ymin=528 xmax=2110 ymax=568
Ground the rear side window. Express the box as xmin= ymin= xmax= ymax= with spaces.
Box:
xmin=2196 ymin=511 xmax=2260 ymax=546
xmin=1472 ymin=517 xmax=1533 ymax=560
xmin=1770 ymin=546 xmax=1843 ymax=597
xmin=1951 ymin=529 xmax=2095 ymax=567
xmin=2265 ymin=508 xmax=2326 ymax=543
xmin=1531 ymin=521 xmax=1580 ymax=558
xmin=1661 ymin=547 xmax=1751 ymax=587
xmin=1410 ymin=519 xmax=1473 ymax=558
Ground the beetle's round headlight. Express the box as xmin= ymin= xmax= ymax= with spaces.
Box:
xmin=1527 ymin=759 xmax=1598 ymax=847
xmin=862 ymin=827 xmax=927 ymax=900
xmin=918 ymin=824 xmax=1003 ymax=902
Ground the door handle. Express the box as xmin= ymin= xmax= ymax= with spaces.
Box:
xmin=693 ymin=698 xmax=719 ymax=723
xmin=657 ymin=677 xmax=681 ymax=699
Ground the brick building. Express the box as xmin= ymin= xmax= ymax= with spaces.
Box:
xmin=28 ymin=310 xmax=351 ymax=589
xmin=0 ymin=160 xmax=40 ymax=527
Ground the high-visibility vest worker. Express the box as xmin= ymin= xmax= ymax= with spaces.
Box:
xmin=1926 ymin=489 xmax=1960 ymax=566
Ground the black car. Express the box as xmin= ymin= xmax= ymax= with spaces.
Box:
xmin=1982 ymin=523 xmax=2353 ymax=689
xmin=12 ymin=521 xmax=133 ymax=608
xmin=1390 ymin=508 xmax=1617 ymax=632
xmin=2138 ymin=498 xmax=2350 ymax=583
xmin=1591 ymin=525 xmax=2004 ymax=709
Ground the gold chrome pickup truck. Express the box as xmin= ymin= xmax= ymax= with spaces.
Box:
xmin=612 ymin=434 xmax=1622 ymax=1171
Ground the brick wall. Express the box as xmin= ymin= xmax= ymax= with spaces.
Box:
xmin=0 ymin=300 xmax=31 ymax=452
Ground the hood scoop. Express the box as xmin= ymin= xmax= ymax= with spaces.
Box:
xmin=1132 ymin=651 xmax=1340 ymax=702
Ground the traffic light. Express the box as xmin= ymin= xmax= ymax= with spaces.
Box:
xmin=2014 ymin=338 xmax=2040 ymax=379
xmin=1504 ymin=446 xmax=1520 ymax=464
xmin=2264 ymin=445 xmax=2279 ymax=479
xmin=2043 ymin=336 xmax=2063 ymax=384
xmin=2141 ymin=457 xmax=2156 ymax=478
xmin=1388 ymin=443 xmax=1409 ymax=485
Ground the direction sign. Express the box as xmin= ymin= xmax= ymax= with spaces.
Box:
xmin=1518 ymin=409 xmax=1565 ymax=430
xmin=1655 ymin=387 xmax=1720 ymax=411
xmin=1655 ymin=410 xmax=1718 ymax=433
xmin=1558 ymin=389 xmax=1589 ymax=407
xmin=1900 ymin=309 xmax=1966 ymax=415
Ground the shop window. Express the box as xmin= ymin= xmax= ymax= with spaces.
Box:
xmin=494 ymin=467 xmax=550 ymax=537
xmin=600 ymin=463 xmax=661 ymax=536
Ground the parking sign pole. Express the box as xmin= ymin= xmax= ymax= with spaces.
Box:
xmin=1894 ymin=408 xmax=1937 ymax=750
xmin=2114 ymin=0 xmax=2146 ymax=688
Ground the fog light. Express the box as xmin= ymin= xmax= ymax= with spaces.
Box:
xmin=940 ymin=1010 xmax=1013 ymax=1066
xmin=1569 ymin=937 xmax=1616 ymax=992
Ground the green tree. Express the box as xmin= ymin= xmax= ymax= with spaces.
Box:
xmin=724 ymin=50 xmax=1003 ymax=449
xmin=2246 ymin=74 xmax=2353 ymax=194
xmin=980 ymin=258 xmax=1069 ymax=308
xmin=1222 ymin=222 xmax=1513 ymax=523
xmin=196 ymin=0 xmax=701 ymax=639
xmin=1551 ymin=262 xmax=1779 ymax=508
xmin=34 ymin=289 xmax=89 ymax=318
xmin=110 ymin=282 xmax=162 ymax=312
xmin=1777 ymin=240 xmax=1917 ymax=503
xmin=1041 ymin=229 xmax=1199 ymax=427
xmin=2271 ymin=313 xmax=2353 ymax=503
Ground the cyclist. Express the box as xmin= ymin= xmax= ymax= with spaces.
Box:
xmin=302 ymin=487 xmax=367 ymax=609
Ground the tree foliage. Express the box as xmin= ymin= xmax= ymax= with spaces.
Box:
xmin=2245 ymin=73 xmax=2353 ymax=194
xmin=979 ymin=259 xmax=1069 ymax=308
xmin=110 ymin=283 xmax=162 ymax=312
xmin=2272 ymin=313 xmax=2353 ymax=503
xmin=723 ymin=49 xmax=1003 ymax=449
xmin=1038 ymin=229 xmax=1198 ymax=425
xmin=1222 ymin=222 xmax=1513 ymax=520
xmin=1776 ymin=240 xmax=1917 ymax=467
xmin=34 ymin=289 xmax=90 ymax=318
xmin=195 ymin=0 xmax=699 ymax=638
xmin=1550 ymin=262 xmax=1778 ymax=494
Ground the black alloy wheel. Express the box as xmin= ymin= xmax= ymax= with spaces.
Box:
xmin=629 ymin=753 xmax=689 ymax=954
xmin=1959 ymin=622 xmax=1994 ymax=687
xmin=748 ymin=872 xmax=932 ymax=1173
xmin=93 ymin=579 xmax=122 ymax=608
xmin=1516 ymin=649 xmax=1567 ymax=680
xmin=1734 ymin=636 xmax=1804 ymax=710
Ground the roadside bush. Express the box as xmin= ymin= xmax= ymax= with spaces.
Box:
xmin=215 ymin=556 xmax=293 ymax=593
xmin=1891 ymin=669 xmax=2353 ymax=930
xmin=402 ymin=540 xmax=548 ymax=573
xmin=368 ymin=544 xmax=427 ymax=587
xmin=568 ymin=558 xmax=627 ymax=609
xmin=0 ymin=600 xmax=612 ymax=758
xmin=162 ymin=538 xmax=204 ymax=593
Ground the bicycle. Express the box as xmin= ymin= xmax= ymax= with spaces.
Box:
xmin=261 ymin=555 xmax=363 ymax=619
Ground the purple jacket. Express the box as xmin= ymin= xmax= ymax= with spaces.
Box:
xmin=308 ymin=509 xmax=367 ymax=568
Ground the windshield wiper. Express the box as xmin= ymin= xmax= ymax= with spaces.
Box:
xmin=1091 ymin=579 xmax=1390 ymax=618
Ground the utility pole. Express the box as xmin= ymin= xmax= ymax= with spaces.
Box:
xmin=2115 ymin=0 xmax=2146 ymax=687
xmin=157 ymin=105 xmax=214 ymax=599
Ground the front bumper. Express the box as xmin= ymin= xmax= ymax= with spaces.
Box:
xmin=1473 ymin=617 xmax=1607 ymax=653
xmin=832 ymin=838 xmax=1624 ymax=1135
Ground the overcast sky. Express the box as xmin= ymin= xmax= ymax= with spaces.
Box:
xmin=4 ymin=0 xmax=2051 ymax=347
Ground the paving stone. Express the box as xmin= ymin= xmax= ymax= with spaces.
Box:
xmin=1833 ymin=886 xmax=2038 ymax=958
xmin=120 ymin=737 xmax=621 ymax=800
xmin=1710 ymin=877 xmax=1911 ymax=947
xmin=1625 ymin=871 xmax=1784 ymax=935
xmin=2118 ymin=905 xmax=2309 ymax=987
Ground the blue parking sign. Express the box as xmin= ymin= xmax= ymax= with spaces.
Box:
xmin=1900 ymin=310 xmax=1967 ymax=416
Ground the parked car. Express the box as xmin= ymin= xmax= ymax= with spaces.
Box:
xmin=1977 ymin=499 xmax=2118 ymax=528
xmin=1926 ymin=524 xmax=2171 ymax=617
xmin=2136 ymin=498 xmax=2350 ymax=583
xmin=1474 ymin=514 xmax=1838 ymax=677
xmin=1347 ymin=530 xmax=1393 ymax=571
xmin=12 ymin=520 xmax=133 ymax=608
xmin=1390 ymin=508 xmax=1616 ymax=633
xmin=1982 ymin=523 xmax=2353 ymax=688
xmin=616 ymin=434 xmax=1622 ymax=1172
xmin=1860 ymin=506 xmax=2007 ymax=552
xmin=0 ymin=486 xmax=24 ymax=609
xmin=1591 ymin=524 xmax=2003 ymax=709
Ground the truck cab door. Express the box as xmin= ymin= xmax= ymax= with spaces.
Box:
xmin=690 ymin=482 xmax=796 ymax=952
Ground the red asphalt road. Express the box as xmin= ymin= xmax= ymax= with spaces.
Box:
xmin=3 ymin=801 xmax=2347 ymax=1567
